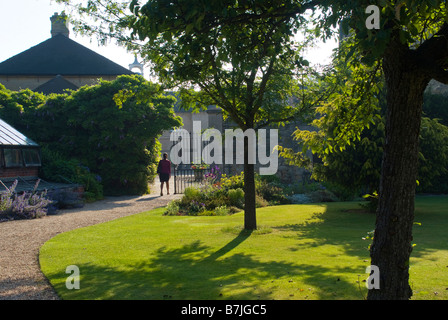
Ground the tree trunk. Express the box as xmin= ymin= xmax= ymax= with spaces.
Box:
xmin=244 ymin=136 xmax=257 ymax=230
xmin=367 ymin=49 xmax=430 ymax=300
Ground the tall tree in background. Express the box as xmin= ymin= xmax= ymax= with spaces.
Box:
xmin=127 ymin=0 xmax=316 ymax=230
xmin=59 ymin=0 xmax=314 ymax=230
xmin=279 ymin=40 xmax=385 ymax=198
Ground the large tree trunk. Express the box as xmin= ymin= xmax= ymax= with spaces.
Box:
xmin=367 ymin=47 xmax=430 ymax=300
xmin=244 ymin=136 xmax=257 ymax=230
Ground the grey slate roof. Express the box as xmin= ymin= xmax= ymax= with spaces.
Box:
xmin=34 ymin=75 xmax=79 ymax=94
xmin=0 ymin=118 xmax=39 ymax=147
xmin=0 ymin=34 xmax=134 ymax=76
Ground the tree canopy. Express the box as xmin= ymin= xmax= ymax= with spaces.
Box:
xmin=122 ymin=0 xmax=314 ymax=230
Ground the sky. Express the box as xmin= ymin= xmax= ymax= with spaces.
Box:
xmin=0 ymin=0 xmax=338 ymax=79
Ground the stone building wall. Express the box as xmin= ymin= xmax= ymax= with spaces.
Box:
xmin=221 ymin=119 xmax=315 ymax=185
xmin=159 ymin=108 xmax=316 ymax=185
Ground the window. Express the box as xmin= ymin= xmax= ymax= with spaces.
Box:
xmin=22 ymin=149 xmax=41 ymax=167
xmin=4 ymin=148 xmax=23 ymax=167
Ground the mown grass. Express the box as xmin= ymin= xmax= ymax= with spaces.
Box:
xmin=39 ymin=195 xmax=448 ymax=300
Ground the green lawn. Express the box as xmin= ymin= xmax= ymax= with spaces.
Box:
xmin=39 ymin=196 xmax=448 ymax=300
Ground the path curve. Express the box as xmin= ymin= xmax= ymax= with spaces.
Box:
xmin=0 ymin=185 xmax=181 ymax=300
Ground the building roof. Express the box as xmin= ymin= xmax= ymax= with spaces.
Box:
xmin=0 ymin=34 xmax=134 ymax=77
xmin=34 ymin=75 xmax=79 ymax=94
xmin=0 ymin=118 xmax=39 ymax=147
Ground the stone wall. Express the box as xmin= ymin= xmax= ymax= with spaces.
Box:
xmin=426 ymin=79 xmax=448 ymax=96
xmin=159 ymin=109 xmax=316 ymax=185
xmin=222 ymin=119 xmax=315 ymax=184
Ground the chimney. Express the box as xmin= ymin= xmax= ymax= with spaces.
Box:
xmin=50 ymin=12 xmax=70 ymax=37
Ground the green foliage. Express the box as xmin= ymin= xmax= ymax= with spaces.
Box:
xmin=164 ymin=172 xmax=293 ymax=216
xmin=219 ymin=173 xmax=245 ymax=191
xmin=42 ymin=75 xmax=181 ymax=195
xmin=279 ymin=42 xmax=384 ymax=195
xmin=39 ymin=146 xmax=104 ymax=201
xmin=417 ymin=117 xmax=448 ymax=193
xmin=183 ymin=187 xmax=201 ymax=200
xmin=213 ymin=205 xmax=231 ymax=216
xmin=423 ymin=92 xmax=448 ymax=126
xmin=319 ymin=0 xmax=448 ymax=65
xmin=279 ymin=37 xmax=448 ymax=196
xmin=0 ymin=75 xmax=182 ymax=196
xmin=360 ymin=191 xmax=379 ymax=214
xmin=0 ymin=86 xmax=47 ymax=134
xmin=164 ymin=199 xmax=181 ymax=216
xmin=255 ymin=178 xmax=291 ymax=205
xmin=298 ymin=40 xmax=383 ymax=156
xmin=228 ymin=188 xmax=245 ymax=208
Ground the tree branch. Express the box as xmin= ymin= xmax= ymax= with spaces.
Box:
xmin=416 ymin=23 xmax=448 ymax=83
xmin=426 ymin=66 xmax=448 ymax=84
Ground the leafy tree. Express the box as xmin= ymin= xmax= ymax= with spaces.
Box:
xmin=58 ymin=0 xmax=315 ymax=229
xmin=287 ymin=71 xmax=448 ymax=199
xmin=43 ymin=75 xmax=182 ymax=195
xmin=129 ymin=0 xmax=316 ymax=230
xmin=1 ymin=75 xmax=181 ymax=196
xmin=318 ymin=0 xmax=448 ymax=300
xmin=423 ymin=91 xmax=448 ymax=126
xmin=417 ymin=116 xmax=448 ymax=193
xmin=279 ymin=40 xmax=385 ymax=196
xmin=264 ymin=0 xmax=448 ymax=299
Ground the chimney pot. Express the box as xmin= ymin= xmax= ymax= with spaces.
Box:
xmin=50 ymin=12 xmax=70 ymax=37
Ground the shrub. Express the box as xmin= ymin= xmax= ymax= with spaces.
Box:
xmin=168 ymin=172 xmax=294 ymax=216
xmin=213 ymin=205 xmax=230 ymax=216
xmin=228 ymin=188 xmax=245 ymax=208
xmin=188 ymin=200 xmax=206 ymax=214
xmin=359 ymin=191 xmax=379 ymax=213
xmin=46 ymin=189 xmax=84 ymax=213
xmin=184 ymin=187 xmax=202 ymax=201
xmin=0 ymin=180 xmax=53 ymax=221
xmin=255 ymin=194 xmax=269 ymax=207
xmin=204 ymin=196 xmax=229 ymax=210
xmin=256 ymin=179 xmax=291 ymax=205
xmin=220 ymin=172 xmax=244 ymax=190
xmin=164 ymin=199 xmax=181 ymax=216
xmin=306 ymin=189 xmax=339 ymax=203
xmin=39 ymin=146 xmax=103 ymax=202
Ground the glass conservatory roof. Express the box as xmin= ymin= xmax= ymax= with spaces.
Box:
xmin=0 ymin=118 xmax=39 ymax=147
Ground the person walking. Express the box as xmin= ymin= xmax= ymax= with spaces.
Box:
xmin=157 ymin=153 xmax=171 ymax=196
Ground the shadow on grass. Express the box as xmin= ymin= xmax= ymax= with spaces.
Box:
xmin=273 ymin=207 xmax=375 ymax=258
xmin=50 ymin=229 xmax=364 ymax=300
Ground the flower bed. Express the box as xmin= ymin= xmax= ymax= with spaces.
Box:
xmin=0 ymin=180 xmax=53 ymax=222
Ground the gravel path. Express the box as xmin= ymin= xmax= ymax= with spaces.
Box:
xmin=0 ymin=183 xmax=181 ymax=300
